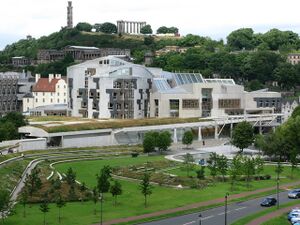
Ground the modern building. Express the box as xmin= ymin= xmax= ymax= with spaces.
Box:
xmin=27 ymin=104 xmax=69 ymax=117
xmin=287 ymin=53 xmax=300 ymax=65
xmin=37 ymin=46 xmax=131 ymax=64
xmin=23 ymin=74 xmax=68 ymax=113
xmin=117 ymin=21 xmax=147 ymax=34
xmin=0 ymin=72 xmax=34 ymax=116
xmin=67 ymin=56 xmax=281 ymax=120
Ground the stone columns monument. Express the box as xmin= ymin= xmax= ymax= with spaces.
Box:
xmin=117 ymin=21 xmax=147 ymax=34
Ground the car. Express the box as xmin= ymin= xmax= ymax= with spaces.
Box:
xmin=260 ymin=197 xmax=277 ymax=207
xmin=288 ymin=211 xmax=300 ymax=221
xmin=293 ymin=223 xmax=300 ymax=225
xmin=288 ymin=189 xmax=300 ymax=199
xmin=291 ymin=216 xmax=300 ymax=224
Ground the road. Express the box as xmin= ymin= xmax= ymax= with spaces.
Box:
xmin=141 ymin=190 xmax=295 ymax=225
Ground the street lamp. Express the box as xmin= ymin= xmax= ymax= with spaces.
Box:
xmin=199 ymin=213 xmax=202 ymax=225
xmin=99 ymin=193 xmax=103 ymax=225
xmin=225 ymin=193 xmax=229 ymax=225
xmin=277 ymin=177 xmax=279 ymax=209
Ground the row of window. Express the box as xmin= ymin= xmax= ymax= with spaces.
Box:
xmin=218 ymin=99 xmax=241 ymax=109
xmin=34 ymin=98 xmax=67 ymax=103
xmin=34 ymin=92 xmax=66 ymax=96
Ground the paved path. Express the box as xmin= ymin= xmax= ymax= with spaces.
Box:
xmin=99 ymin=181 xmax=300 ymax=225
xmin=246 ymin=204 xmax=300 ymax=225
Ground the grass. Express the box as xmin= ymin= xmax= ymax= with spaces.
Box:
xmin=6 ymin=156 xmax=300 ymax=225
xmin=27 ymin=116 xmax=93 ymax=122
xmin=0 ymin=160 xmax=29 ymax=191
xmin=231 ymin=200 xmax=300 ymax=225
xmin=261 ymin=214 xmax=290 ymax=225
xmin=35 ymin=117 xmax=210 ymax=133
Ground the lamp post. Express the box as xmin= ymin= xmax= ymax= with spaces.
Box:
xmin=99 ymin=193 xmax=103 ymax=225
xmin=199 ymin=213 xmax=202 ymax=225
xmin=277 ymin=177 xmax=279 ymax=209
xmin=225 ymin=193 xmax=229 ymax=225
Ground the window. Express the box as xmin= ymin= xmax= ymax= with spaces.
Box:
xmin=57 ymin=99 xmax=60 ymax=103
xmin=27 ymin=99 xmax=29 ymax=103
xmin=64 ymin=99 xmax=66 ymax=103
xmin=51 ymin=99 xmax=53 ymax=103
xmin=35 ymin=99 xmax=38 ymax=103
xmin=218 ymin=99 xmax=240 ymax=109
xmin=182 ymin=99 xmax=199 ymax=109
xmin=169 ymin=99 xmax=179 ymax=110
xmin=43 ymin=98 xmax=45 ymax=103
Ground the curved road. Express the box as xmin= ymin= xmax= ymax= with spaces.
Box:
xmin=140 ymin=190 xmax=295 ymax=225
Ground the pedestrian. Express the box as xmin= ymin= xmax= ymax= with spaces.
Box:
xmin=202 ymin=140 xmax=205 ymax=146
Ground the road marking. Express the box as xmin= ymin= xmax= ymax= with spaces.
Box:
xmin=182 ymin=221 xmax=195 ymax=225
xmin=218 ymin=211 xmax=231 ymax=216
xmin=235 ymin=206 xmax=247 ymax=211
xmin=202 ymin=215 xmax=214 ymax=220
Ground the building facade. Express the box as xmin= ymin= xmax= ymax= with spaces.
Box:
xmin=117 ymin=21 xmax=147 ymax=34
xmin=287 ymin=53 xmax=300 ymax=65
xmin=12 ymin=56 xmax=31 ymax=67
xmin=0 ymin=72 xmax=34 ymax=116
xmin=23 ymin=74 xmax=68 ymax=113
xmin=67 ymin=56 xmax=281 ymax=120
xmin=37 ymin=46 xmax=131 ymax=64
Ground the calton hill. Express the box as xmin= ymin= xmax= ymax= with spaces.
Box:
xmin=1 ymin=24 xmax=300 ymax=94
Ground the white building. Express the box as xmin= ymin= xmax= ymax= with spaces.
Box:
xmin=67 ymin=56 xmax=281 ymax=119
xmin=281 ymin=98 xmax=300 ymax=122
xmin=23 ymin=74 xmax=68 ymax=113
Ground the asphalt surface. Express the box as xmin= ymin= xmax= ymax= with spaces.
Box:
xmin=141 ymin=190 xmax=296 ymax=225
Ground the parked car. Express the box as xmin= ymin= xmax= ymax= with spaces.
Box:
xmin=260 ymin=197 xmax=277 ymax=207
xmin=291 ymin=216 xmax=300 ymax=224
xmin=288 ymin=211 xmax=300 ymax=221
xmin=293 ymin=222 xmax=300 ymax=225
xmin=288 ymin=189 xmax=300 ymax=199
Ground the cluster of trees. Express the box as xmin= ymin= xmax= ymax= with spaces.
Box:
xmin=143 ymin=131 xmax=172 ymax=153
xmin=156 ymin=26 xmax=179 ymax=34
xmin=0 ymin=112 xmax=27 ymax=142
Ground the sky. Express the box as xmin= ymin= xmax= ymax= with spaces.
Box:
xmin=1 ymin=0 xmax=300 ymax=50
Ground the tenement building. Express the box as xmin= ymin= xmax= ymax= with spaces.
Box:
xmin=23 ymin=74 xmax=68 ymax=113
xmin=67 ymin=56 xmax=281 ymax=119
xmin=37 ymin=46 xmax=131 ymax=64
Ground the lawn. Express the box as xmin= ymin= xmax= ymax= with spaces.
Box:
xmin=5 ymin=156 xmax=300 ymax=225
xmin=261 ymin=215 xmax=290 ymax=225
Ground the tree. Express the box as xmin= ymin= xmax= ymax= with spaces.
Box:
xmin=19 ymin=190 xmax=28 ymax=218
xmin=0 ymin=121 xmax=18 ymax=142
xmin=157 ymin=26 xmax=169 ymax=34
xmin=91 ymin=187 xmax=98 ymax=215
xmin=291 ymin=106 xmax=300 ymax=118
xmin=216 ymin=155 xmax=228 ymax=182
xmin=0 ymin=189 xmax=11 ymax=224
xmin=196 ymin=166 xmax=205 ymax=180
xmin=56 ymin=194 xmax=66 ymax=223
xmin=207 ymin=152 xmax=218 ymax=180
xmin=140 ymin=25 xmax=153 ymax=34
xmin=65 ymin=167 xmax=76 ymax=186
xmin=156 ymin=131 xmax=172 ymax=153
xmin=143 ymin=132 xmax=156 ymax=153
xmin=183 ymin=153 xmax=194 ymax=177
xmin=110 ymin=180 xmax=123 ymax=206
xmin=274 ymin=62 xmax=297 ymax=90
xmin=139 ymin=173 xmax=153 ymax=207
xmin=76 ymin=22 xmax=92 ymax=32
xmin=227 ymin=28 xmax=256 ymax=50
xmin=97 ymin=165 xmax=112 ymax=194
xmin=99 ymin=22 xmax=117 ymax=34
xmin=229 ymin=155 xmax=243 ymax=191
xmin=40 ymin=197 xmax=50 ymax=225
xmin=182 ymin=130 xmax=194 ymax=148
xmin=24 ymin=167 xmax=42 ymax=198
xmin=254 ymin=134 xmax=265 ymax=154
xmin=231 ymin=121 xmax=254 ymax=153
xmin=242 ymin=156 xmax=256 ymax=188
xmin=254 ymin=156 xmax=264 ymax=179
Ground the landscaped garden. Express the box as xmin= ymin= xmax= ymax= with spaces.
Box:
xmin=3 ymin=154 xmax=300 ymax=225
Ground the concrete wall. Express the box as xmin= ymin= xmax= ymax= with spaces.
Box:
xmin=0 ymin=138 xmax=47 ymax=151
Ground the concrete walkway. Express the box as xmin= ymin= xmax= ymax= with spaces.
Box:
xmin=98 ymin=181 xmax=300 ymax=225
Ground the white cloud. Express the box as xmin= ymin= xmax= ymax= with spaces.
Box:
xmin=1 ymin=0 xmax=300 ymax=49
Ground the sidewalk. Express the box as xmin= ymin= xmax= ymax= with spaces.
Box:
xmin=98 ymin=181 xmax=300 ymax=225
xmin=246 ymin=204 xmax=300 ymax=225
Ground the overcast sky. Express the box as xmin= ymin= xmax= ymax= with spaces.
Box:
xmin=1 ymin=0 xmax=300 ymax=50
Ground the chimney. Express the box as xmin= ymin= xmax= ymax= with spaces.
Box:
xmin=35 ymin=74 xmax=41 ymax=82
xmin=55 ymin=74 xmax=61 ymax=79
xmin=49 ymin=74 xmax=54 ymax=82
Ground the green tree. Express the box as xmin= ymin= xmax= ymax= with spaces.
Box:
xmin=76 ymin=22 xmax=92 ymax=32
xmin=24 ymin=167 xmax=42 ymax=199
xmin=182 ymin=130 xmax=194 ymax=148
xmin=110 ymin=180 xmax=122 ymax=206
xmin=291 ymin=106 xmax=300 ymax=118
xmin=91 ymin=187 xmax=98 ymax=215
xmin=143 ymin=132 xmax=156 ymax=153
xmin=19 ymin=190 xmax=28 ymax=218
xmin=242 ymin=156 xmax=256 ymax=188
xmin=274 ymin=62 xmax=297 ymax=90
xmin=97 ymin=165 xmax=112 ymax=194
xmin=196 ymin=166 xmax=205 ymax=180
xmin=216 ymin=155 xmax=228 ymax=182
xmin=207 ymin=152 xmax=218 ymax=180
xmin=229 ymin=155 xmax=243 ymax=191
xmin=156 ymin=131 xmax=172 ymax=153
xmin=140 ymin=25 xmax=153 ymax=34
xmin=157 ymin=26 xmax=169 ymax=34
xmin=183 ymin=153 xmax=194 ymax=177
xmin=99 ymin=22 xmax=117 ymax=34
xmin=40 ymin=197 xmax=50 ymax=225
xmin=139 ymin=173 xmax=153 ymax=207
xmin=227 ymin=28 xmax=256 ymax=50
xmin=56 ymin=194 xmax=66 ymax=223
xmin=231 ymin=121 xmax=254 ymax=153
xmin=65 ymin=167 xmax=76 ymax=186
xmin=0 ymin=189 xmax=11 ymax=224
xmin=254 ymin=156 xmax=264 ymax=179
xmin=0 ymin=122 xmax=18 ymax=142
